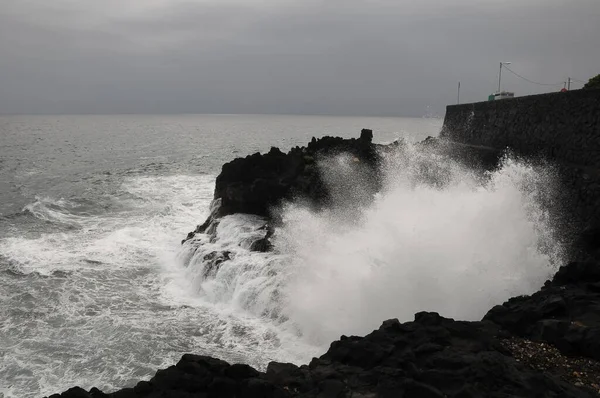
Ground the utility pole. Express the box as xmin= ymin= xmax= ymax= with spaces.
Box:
xmin=498 ymin=62 xmax=511 ymax=93
xmin=457 ymin=82 xmax=461 ymax=104
xmin=568 ymin=77 xmax=572 ymax=91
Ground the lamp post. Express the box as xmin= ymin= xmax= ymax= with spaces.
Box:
xmin=498 ymin=62 xmax=511 ymax=93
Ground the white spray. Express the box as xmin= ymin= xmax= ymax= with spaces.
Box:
xmin=184 ymin=143 xmax=563 ymax=347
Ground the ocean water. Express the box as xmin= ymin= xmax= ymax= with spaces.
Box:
xmin=0 ymin=114 xmax=440 ymax=397
xmin=0 ymin=114 xmax=560 ymax=397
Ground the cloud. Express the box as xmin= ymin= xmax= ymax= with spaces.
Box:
xmin=1 ymin=0 xmax=599 ymax=115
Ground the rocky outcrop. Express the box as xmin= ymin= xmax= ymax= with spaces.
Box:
xmin=215 ymin=128 xmax=379 ymax=218
xmin=485 ymin=261 xmax=600 ymax=362
xmin=48 ymin=310 xmax=596 ymax=398
xmin=200 ymin=251 xmax=231 ymax=279
xmin=183 ymin=129 xmax=381 ymax=243
xmin=249 ymin=224 xmax=274 ymax=253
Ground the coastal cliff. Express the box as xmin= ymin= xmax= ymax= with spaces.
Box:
xmin=182 ymin=129 xmax=382 ymax=245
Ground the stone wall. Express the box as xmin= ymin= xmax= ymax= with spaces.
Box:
xmin=441 ymin=89 xmax=600 ymax=247
xmin=442 ymin=89 xmax=600 ymax=166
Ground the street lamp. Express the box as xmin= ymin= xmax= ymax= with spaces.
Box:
xmin=498 ymin=62 xmax=511 ymax=93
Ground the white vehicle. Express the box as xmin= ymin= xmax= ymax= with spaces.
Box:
xmin=488 ymin=91 xmax=515 ymax=101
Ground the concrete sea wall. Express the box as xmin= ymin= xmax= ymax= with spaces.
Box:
xmin=442 ymin=89 xmax=600 ymax=166
xmin=441 ymin=89 xmax=600 ymax=242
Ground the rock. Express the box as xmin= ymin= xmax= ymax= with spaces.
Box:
xmin=249 ymin=236 xmax=272 ymax=252
xmin=250 ymin=224 xmax=274 ymax=252
xmin=184 ymin=131 xmax=382 ymax=244
xmin=359 ymin=128 xmax=373 ymax=143
xmin=575 ymin=227 xmax=600 ymax=254
xmin=242 ymin=378 xmax=277 ymax=397
xmin=50 ymin=387 xmax=91 ymax=398
xmin=201 ymin=251 xmax=231 ymax=279
xmin=89 ymin=388 xmax=109 ymax=398
xmin=110 ymin=388 xmax=135 ymax=398
xmin=207 ymin=377 xmax=237 ymax=397
xmin=133 ymin=381 xmax=152 ymax=395
xmin=551 ymin=261 xmax=600 ymax=286
xmin=404 ymin=380 xmax=445 ymax=398
xmin=51 ymin=313 xmax=595 ymax=397
xmin=484 ymin=261 xmax=600 ymax=361
xmin=317 ymin=379 xmax=346 ymax=397
xmin=224 ymin=363 xmax=260 ymax=380
xmin=266 ymin=362 xmax=310 ymax=392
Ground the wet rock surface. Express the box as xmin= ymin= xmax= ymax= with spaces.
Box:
xmin=501 ymin=337 xmax=600 ymax=394
xmin=484 ymin=261 xmax=600 ymax=362
xmin=214 ymin=130 xmax=380 ymax=218
xmin=201 ymin=250 xmax=231 ymax=278
xmin=183 ymin=130 xmax=381 ymax=243
xmin=249 ymin=224 xmax=274 ymax=252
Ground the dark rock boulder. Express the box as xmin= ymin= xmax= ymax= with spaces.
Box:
xmin=574 ymin=227 xmax=600 ymax=256
xmin=201 ymin=251 xmax=232 ymax=279
xmin=249 ymin=224 xmax=274 ymax=253
xmin=183 ymin=130 xmax=381 ymax=244
xmin=484 ymin=261 xmax=600 ymax=361
xmin=214 ymin=130 xmax=379 ymax=219
xmin=48 ymin=313 xmax=594 ymax=397
xmin=214 ymin=147 xmax=304 ymax=218
xmin=47 ymin=387 xmax=109 ymax=398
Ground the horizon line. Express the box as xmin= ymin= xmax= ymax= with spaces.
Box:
xmin=0 ymin=111 xmax=444 ymax=119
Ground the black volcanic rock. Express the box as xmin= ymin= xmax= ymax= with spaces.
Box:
xmin=484 ymin=261 xmax=600 ymax=361
xmin=183 ymin=130 xmax=381 ymax=243
xmin=249 ymin=224 xmax=275 ymax=253
xmin=48 ymin=312 xmax=594 ymax=397
xmin=201 ymin=251 xmax=231 ymax=278
xmin=214 ymin=129 xmax=379 ymax=218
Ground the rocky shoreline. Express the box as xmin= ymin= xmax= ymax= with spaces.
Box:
xmin=50 ymin=131 xmax=600 ymax=397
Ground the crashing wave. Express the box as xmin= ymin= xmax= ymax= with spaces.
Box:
xmin=179 ymin=140 xmax=564 ymax=345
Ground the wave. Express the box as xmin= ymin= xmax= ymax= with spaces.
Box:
xmin=0 ymin=175 xmax=215 ymax=276
xmin=1 ymin=173 xmax=321 ymax=398
xmin=0 ymin=146 xmax=566 ymax=397
xmin=22 ymin=196 xmax=88 ymax=226
xmin=0 ymin=210 xmax=32 ymax=221
xmin=177 ymin=214 xmax=286 ymax=319
xmin=181 ymin=144 xmax=564 ymax=346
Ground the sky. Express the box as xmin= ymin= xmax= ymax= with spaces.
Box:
xmin=1 ymin=0 xmax=599 ymax=116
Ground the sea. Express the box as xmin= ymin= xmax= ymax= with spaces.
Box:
xmin=0 ymin=114 xmax=561 ymax=397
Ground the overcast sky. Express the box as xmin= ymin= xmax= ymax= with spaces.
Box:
xmin=1 ymin=0 xmax=599 ymax=116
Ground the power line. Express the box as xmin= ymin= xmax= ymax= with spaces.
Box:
xmin=502 ymin=65 xmax=564 ymax=87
